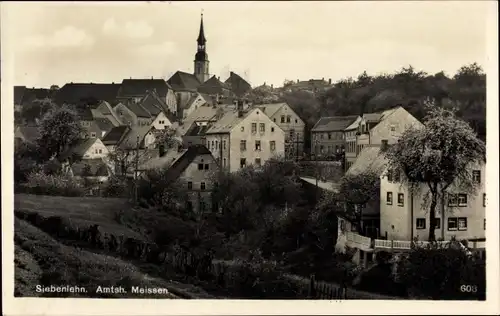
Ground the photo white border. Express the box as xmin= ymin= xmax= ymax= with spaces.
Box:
xmin=2 ymin=1 xmax=499 ymax=315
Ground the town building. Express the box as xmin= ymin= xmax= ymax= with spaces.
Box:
xmin=311 ymin=115 xmax=358 ymax=159
xmin=92 ymin=101 xmax=123 ymax=126
xmin=59 ymin=137 xmax=109 ymax=162
xmin=344 ymin=106 xmax=423 ymax=171
xmin=139 ymin=144 xmax=219 ymax=213
xmin=205 ymin=104 xmax=285 ymax=172
xmin=258 ymin=102 xmax=306 ymax=159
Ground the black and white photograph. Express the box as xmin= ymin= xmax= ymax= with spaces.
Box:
xmin=1 ymin=1 xmax=499 ymax=315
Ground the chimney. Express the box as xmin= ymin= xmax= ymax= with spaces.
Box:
xmin=159 ymin=144 xmax=166 ymax=157
xmin=237 ymin=100 xmax=244 ymax=118
xmin=151 ymin=76 xmax=153 ymax=80
xmin=271 ymin=84 xmax=273 ymax=89
xmin=329 ymin=78 xmax=332 ymax=85
xmin=297 ymin=79 xmax=299 ymax=83
xmin=381 ymin=139 xmax=389 ymax=152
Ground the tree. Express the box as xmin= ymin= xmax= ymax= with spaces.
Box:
xmin=385 ymin=103 xmax=486 ymax=241
xmin=20 ymin=98 xmax=57 ymax=124
xmin=325 ymin=170 xmax=380 ymax=234
xmin=37 ymin=105 xmax=84 ymax=159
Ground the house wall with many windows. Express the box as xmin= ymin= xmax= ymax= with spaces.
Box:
xmin=380 ymin=162 xmax=486 ymax=242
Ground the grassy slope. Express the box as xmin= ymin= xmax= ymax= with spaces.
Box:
xmin=13 ymin=194 xmax=214 ymax=298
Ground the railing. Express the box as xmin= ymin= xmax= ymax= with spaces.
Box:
xmin=346 ymin=231 xmax=372 ymax=248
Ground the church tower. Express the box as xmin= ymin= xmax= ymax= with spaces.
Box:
xmin=194 ymin=13 xmax=210 ymax=83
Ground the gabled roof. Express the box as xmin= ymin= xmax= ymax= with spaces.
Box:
xmin=118 ymin=126 xmax=155 ymax=150
xmin=139 ymin=148 xmax=186 ymax=171
xmin=198 ymin=75 xmax=230 ymax=95
xmin=140 ymin=91 xmax=167 ymax=116
xmin=123 ymin=101 xmax=152 ymax=118
xmin=205 ymin=108 xmax=254 ymax=134
xmin=347 ymin=146 xmax=388 ymax=176
xmin=311 ymin=115 xmax=359 ymax=132
xmin=117 ymin=79 xmax=170 ymax=98
xmin=93 ymin=101 xmax=123 ymax=126
xmin=199 ymin=93 xmax=216 ymax=106
xmin=54 ymin=83 xmax=121 ymax=106
xmin=101 ymin=125 xmax=131 ymax=146
xmin=258 ymin=102 xmax=286 ymax=118
xmin=184 ymin=93 xmax=203 ymax=110
xmin=185 ymin=104 xmax=220 ymax=121
xmin=14 ymin=126 xmax=41 ymax=143
xmin=59 ymin=138 xmax=99 ymax=160
xmin=344 ymin=116 xmax=363 ymax=131
xmin=70 ymin=158 xmax=110 ymax=177
xmin=224 ymin=71 xmax=252 ymax=97
xmin=163 ymin=145 xmax=214 ymax=182
xmin=167 ymin=71 xmax=201 ymax=91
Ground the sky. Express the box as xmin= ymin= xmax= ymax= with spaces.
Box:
xmin=3 ymin=1 xmax=492 ymax=89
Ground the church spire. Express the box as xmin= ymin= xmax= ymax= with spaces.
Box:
xmin=197 ymin=13 xmax=206 ymax=46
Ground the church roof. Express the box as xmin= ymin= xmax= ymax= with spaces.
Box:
xmin=197 ymin=14 xmax=207 ymax=44
xmin=225 ymin=72 xmax=252 ymax=97
xmin=167 ymin=71 xmax=201 ymax=92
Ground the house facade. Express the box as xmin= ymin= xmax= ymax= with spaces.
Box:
xmin=205 ymin=106 xmax=285 ymax=172
xmin=345 ymin=107 xmax=422 ymax=171
xmin=113 ymin=102 xmax=153 ymax=127
xmin=380 ymin=161 xmax=487 ymax=242
xmin=311 ymin=115 xmax=358 ymax=159
xmin=259 ymin=102 xmax=306 ymax=159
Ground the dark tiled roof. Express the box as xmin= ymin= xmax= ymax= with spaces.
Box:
xmin=101 ymin=125 xmax=131 ymax=145
xmin=167 ymin=71 xmax=201 ymax=91
xmin=71 ymin=158 xmax=110 ymax=177
xmin=139 ymin=92 xmax=164 ymax=116
xmin=312 ymin=115 xmax=359 ymax=132
xmin=347 ymin=146 xmax=388 ymax=176
xmin=54 ymin=83 xmax=121 ymax=106
xmin=185 ymin=123 xmax=210 ymax=136
xmin=14 ymin=86 xmax=26 ymax=105
xmin=198 ymin=75 xmax=230 ymax=95
xmin=94 ymin=118 xmax=115 ymax=133
xmin=15 ymin=126 xmax=41 ymax=142
xmin=224 ymin=71 xmax=252 ymax=97
xmin=117 ymin=79 xmax=170 ymax=98
xmin=164 ymin=145 xmax=213 ymax=182
xmin=59 ymin=138 xmax=99 ymax=160
xmin=125 ymin=101 xmax=152 ymax=118
xmin=119 ymin=126 xmax=154 ymax=150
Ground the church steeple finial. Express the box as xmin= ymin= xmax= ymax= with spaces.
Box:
xmin=197 ymin=12 xmax=206 ymax=45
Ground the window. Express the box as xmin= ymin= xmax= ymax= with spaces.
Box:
xmin=271 ymin=127 xmax=275 ymax=132
xmin=204 ymin=164 xmax=209 ymax=170
xmin=483 ymin=193 xmax=486 ymax=207
xmin=386 ymin=192 xmax=393 ymax=205
xmin=211 ymin=140 xmax=214 ymax=149
xmin=223 ymin=158 xmax=227 ymax=167
xmin=390 ymin=125 xmax=396 ymax=132
xmin=259 ymin=123 xmax=265 ymax=133
xmin=200 ymin=201 xmax=206 ymax=212
xmin=215 ymin=140 xmax=218 ymax=149
xmin=484 ymin=219 xmax=486 ymax=230
xmin=187 ymin=182 xmax=193 ymax=190
xmin=434 ymin=218 xmax=441 ymax=229
xmin=397 ymin=193 xmax=404 ymax=206
xmin=90 ymin=132 xmax=96 ymax=138
xmin=240 ymin=158 xmax=246 ymax=168
xmin=320 ymin=134 xmax=324 ymax=139
xmin=458 ymin=194 xmax=467 ymax=207
xmin=241 ymin=126 xmax=245 ymax=132
xmin=416 ymin=218 xmax=426 ymax=229
xmin=200 ymin=182 xmax=206 ymax=191
xmin=472 ymin=170 xmax=481 ymax=183
xmin=255 ymin=140 xmax=261 ymax=151
xmin=198 ymin=163 xmax=204 ymax=170
xmin=447 ymin=218 xmax=458 ymax=231
xmin=448 ymin=194 xmax=458 ymax=207
xmin=281 ymin=115 xmax=285 ymax=123
xmin=240 ymin=140 xmax=247 ymax=151
xmin=458 ymin=217 xmax=467 ymax=231
xmin=295 ymin=119 xmax=298 ymax=123
xmin=98 ymin=149 xmax=102 ymax=154
xmin=286 ymin=115 xmax=291 ymax=123
xmin=270 ymin=141 xmax=276 ymax=151
xmin=328 ymin=133 xmax=332 ymax=139
xmin=273 ymin=118 xmax=276 ymax=122
xmin=255 ymin=158 xmax=261 ymax=166
xmin=251 ymin=123 xmax=257 ymax=133
xmin=223 ymin=140 xmax=226 ymax=150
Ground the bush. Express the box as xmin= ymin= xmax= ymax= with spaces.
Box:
xmin=101 ymin=176 xmax=129 ymax=198
xmin=24 ymin=170 xmax=84 ymax=197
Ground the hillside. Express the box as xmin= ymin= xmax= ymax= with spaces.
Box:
xmin=13 ymin=194 xmax=216 ymax=299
